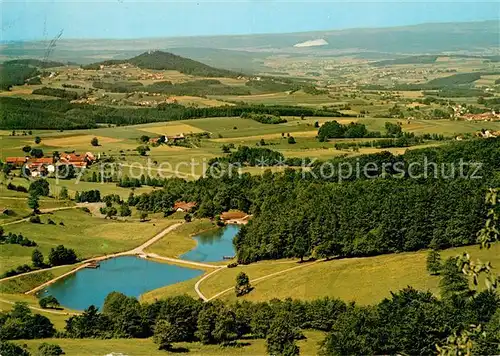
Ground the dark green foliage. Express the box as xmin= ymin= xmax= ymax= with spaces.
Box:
xmin=3 ymin=59 xmax=64 ymax=68
xmin=136 ymin=145 xmax=149 ymax=156
xmin=439 ymin=257 xmax=470 ymax=298
xmin=0 ymin=232 xmax=36 ymax=247
xmin=0 ymin=302 xmax=55 ymax=340
xmin=472 ymin=308 xmax=500 ymax=355
xmin=240 ymin=112 xmax=287 ymax=124
xmin=27 ymin=194 xmax=40 ymax=213
xmin=90 ymin=137 xmax=99 ymax=146
xmin=424 ymin=88 xmax=491 ymax=98
xmin=32 ymin=87 xmax=78 ymax=100
xmin=427 ymin=250 xmax=442 ymax=275
xmin=48 ymin=245 xmax=77 ymax=266
xmin=302 ymin=85 xmax=328 ymax=95
xmin=266 ymin=312 xmax=301 ymax=356
xmin=235 ymin=272 xmax=252 ymax=297
xmin=75 ymin=190 xmax=101 ymax=203
xmin=65 ymin=305 xmax=112 ymax=338
xmin=153 ymin=319 xmax=178 ymax=350
xmin=145 ymin=79 xmax=250 ymax=96
xmin=31 ymin=249 xmax=44 ymax=268
xmin=119 ymin=204 xmax=131 ymax=217
xmin=93 ymin=81 xmax=144 ymax=93
xmin=318 ymin=120 xmax=376 ymax=141
xmin=29 ymin=215 xmax=41 ymax=224
xmin=37 ymin=343 xmax=64 ymax=356
xmin=28 ymin=179 xmax=50 ymax=197
xmin=0 ymin=264 xmax=34 ymax=278
xmin=102 ymin=292 xmax=147 ymax=338
xmin=372 ymin=55 xmax=439 ymax=67
xmin=427 ymin=72 xmax=483 ymax=86
xmin=385 ymin=122 xmax=403 ymax=137
xmin=245 ymin=77 xmax=298 ymax=93
xmin=55 ymin=164 xmax=75 ymax=180
xmin=22 ymin=145 xmax=32 ymax=153
xmin=84 ymin=51 xmax=238 ymax=77
xmin=30 ymin=148 xmax=44 ymax=158
xmin=0 ymin=97 xmax=349 ymax=130
xmin=210 ymin=146 xmax=284 ymax=167
xmin=0 ymin=63 xmax=39 ymax=90
xmin=287 ymin=136 xmax=296 ymax=144
xmin=195 ymin=302 xmax=237 ymax=345
xmin=38 ymin=296 xmax=60 ymax=309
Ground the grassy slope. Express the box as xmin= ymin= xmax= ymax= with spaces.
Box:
xmin=145 ymin=218 xmax=216 ymax=258
xmin=18 ymin=330 xmax=325 ymax=355
xmin=146 ymin=244 xmax=500 ymax=305
xmin=0 ymin=209 xmax=181 ymax=274
xmin=214 ymin=244 xmax=500 ymax=304
xmin=0 ymin=265 xmax=77 ymax=294
xmin=0 ymin=293 xmax=74 ymax=330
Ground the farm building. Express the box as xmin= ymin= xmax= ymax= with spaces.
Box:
xmin=173 ymin=201 xmax=197 ymax=212
xmin=5 ymin=157 xmax=28 ymax=167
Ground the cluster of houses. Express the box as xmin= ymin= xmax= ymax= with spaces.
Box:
xmin=452 ymin=105 xmax=500 ymax=121
xmin=461 ymin=112 xmax=500 ymax=122
xmin=6 ymin=152 xmax=96 ymax=177
xmin=476 ymin=129 xmax=500 ymax=138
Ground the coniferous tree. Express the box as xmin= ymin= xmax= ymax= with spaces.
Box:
xmin=426 ymin=249 xmax=442 ymax=275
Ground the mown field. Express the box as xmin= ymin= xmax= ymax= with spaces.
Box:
xmin=0 ymin=208 xmax=181 ymax=274
xmin=144 ymin=243 xmax=500 ymax=305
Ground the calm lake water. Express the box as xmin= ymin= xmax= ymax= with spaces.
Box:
xmin=38 ymin=256 xmax=203 ymax=310
xmin=181 ymin=224 xmax=241 ymax=262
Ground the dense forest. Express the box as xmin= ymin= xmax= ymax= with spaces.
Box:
xmin=2 ymin=59 xmax=65 ymax=68
xmin=0 ymin=97 xmax=348 ymax=129
xmin=82 ymin=51 xmax=240 ymax=77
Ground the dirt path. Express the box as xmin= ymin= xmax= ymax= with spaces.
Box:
xmin=0 ymin=202 xmax=103 ymax=226
xmin=146 ymin=253 xmax=222 ymax=270
xmin=194 ymin=267 xmax=226 ymax=301
xmin=0 ymin=297 xmax=79 ymax=315
xmin=203 ymin=260 xmax=321 ymax=302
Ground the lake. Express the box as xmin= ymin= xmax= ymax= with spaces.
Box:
xmin=181 ymin=224 xmax=241 ymax=262
xmin=38 ymin=256 xmax=203 ymax=310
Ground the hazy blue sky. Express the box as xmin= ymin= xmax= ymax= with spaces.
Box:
xmin=2 ymin=1 xmax=499 ymax=41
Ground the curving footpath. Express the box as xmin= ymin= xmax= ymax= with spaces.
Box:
xmin=204 ymin=259 xmax=321 ymax=302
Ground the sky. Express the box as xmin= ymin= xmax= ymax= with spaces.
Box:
xmin=1 ymin=1 xmax=499 ymax=41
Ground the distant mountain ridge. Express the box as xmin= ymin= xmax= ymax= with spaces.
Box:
xmin=82 ymin=51 xmax=240 ymax=77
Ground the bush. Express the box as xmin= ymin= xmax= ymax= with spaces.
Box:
xmin=48 ymin=245 xmax=77 ymax=266
xmin=37 ymin=343 xmax=64 ymax=356
xmin=39 ymin=295 xmax=60 ymax=309
xmin=29 ymin=215 xmax=41 ymax=224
